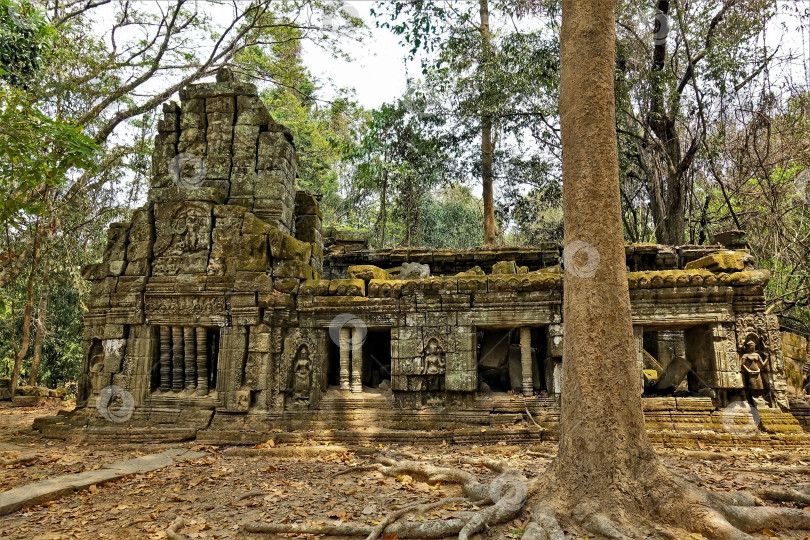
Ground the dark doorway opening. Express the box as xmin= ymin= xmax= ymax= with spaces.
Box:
xmin=477 ymin=329 xmax=513 ymax=392
xmin=326 ymin=336 xmax=341 ymax=387
xmin=363 ymin=330 xmax=391 ymax=388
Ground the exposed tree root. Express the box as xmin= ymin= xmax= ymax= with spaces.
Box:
xmin=756 ymin=486 xmax=810 ymax=505
xmin=242 ymin=456 xmax=810 ymax=540
xmin=166 ymin=517 xmax=186 ymax=540
xmin=365 ymin=496 xmax=466 ymax=540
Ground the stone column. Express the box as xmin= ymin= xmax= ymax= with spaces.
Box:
xmin=351 ymin=327 xmax=363 ymax=393
xmin=196 ymin=327 xmax=209 ymax=395
xmin=633 ymin=326 xmax=645 ymax=387
xmin=183 ymin=327 xmax=196 ymax=392
xmin=159 ymin=326 xmax=171 ymax=392
xmin=172 ymin=326 xmax=184 ymax=392
xmin=339 ymin=327 xmax=351 ymax=390
xmin=520 ymin=327 xmax=533 ymax=396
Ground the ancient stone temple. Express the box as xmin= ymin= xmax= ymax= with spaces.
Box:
xmin=35 ymin=71 xmax=808 ymax=445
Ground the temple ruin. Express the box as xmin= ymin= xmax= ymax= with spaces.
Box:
xmin=34 ymin=71 xmax=809 ymax=445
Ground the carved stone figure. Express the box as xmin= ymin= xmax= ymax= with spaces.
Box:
xmin=88 ymin=340 xmax=107 ymax=394
xmin=424 ymin=338 xmax=445 ymax=375
xmin=292 ymin=345 xmax=312 ymax=405
xmin=740 ymin=338 xmax=769 ymax=400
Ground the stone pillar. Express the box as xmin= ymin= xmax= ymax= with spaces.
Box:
xmin=633 ymin=326 xmax=644 ymax=375
xmin=339 ymin=327 xmax=351 ymax=390
xmin=196 ymin=327 xmax=209 ymax=395
xmin=520 ymin=327 xmax=533 ymax=396
xmin=351 ymin=327 xmax=363 ymax=393
xmin=159 ymin=326 xmax=171 ymax=392
xmin=184 ymin=327 xmax=196 ymax=392
xmin=172 ymin=326 xmax=184 ymax=392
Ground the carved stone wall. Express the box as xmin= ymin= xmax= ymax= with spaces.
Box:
xmin=71 ymin=73 xmax=795 ymax=436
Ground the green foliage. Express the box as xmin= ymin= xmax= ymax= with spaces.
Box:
xmin=421 ymin=185 xmax=484 ymax=249
xmin=349 ymin=91 xmax=457 ymax=246
xmin=371 ymin=1 xmax=561 ymax=244
xmin=0 ymin=0 xmax=52 ymax=87
xmin=0 ymin=86 xmax=98 ymax=227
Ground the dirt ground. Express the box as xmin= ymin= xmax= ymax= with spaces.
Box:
xmin=1 ymin=402 xmax=810 ymax=540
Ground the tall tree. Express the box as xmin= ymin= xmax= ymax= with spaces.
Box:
xmin=616 ymin=0 xmax=776 ymax=244
xmin=372 ymin=1 xmax=559 ymax=246
xmin=478 ymin=0 xmax=495 ymax=245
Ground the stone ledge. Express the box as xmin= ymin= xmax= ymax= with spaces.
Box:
xmin=0 ymin=448 xmax=206 ymax=516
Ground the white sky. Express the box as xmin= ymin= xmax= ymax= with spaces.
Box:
xmin=302 ymin=1 xmax=413 ymax=108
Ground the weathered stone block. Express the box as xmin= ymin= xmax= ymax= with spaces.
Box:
xmin=274 ymin=234 xmax=311 ymax=262
xmin=295 ymin=191 xmax=321 ymax=216
xmin=328 ymin=279 xmax=365 ymax=297
xmin=180 ymin=111 xmax=206 ymax=130
xmin=234 ymin=271 xmax=272 ymax=293
xmin=298 ymin=279 xmax=330 ymax=296
xmin=254 ymin=179 xmax=288 ymax=200
xmin=347 ymin=265 xmax=388 ymax=281
xmin=445 ymin=370 xmax=477 ymax=392
xmin=203 ymin=155 xmax=232 ymax=180
xmin=182 ymin=98 xmax=204 ymax=114
xmin=207 ymin=96 xmax=236 ymax=113
xmin=273 ymin=278 xmax=300 ymax=294
xmin=238 ymin=234 xmax=270 ymax=272
xmin=273 ymin=260 xmax=313 ymax=280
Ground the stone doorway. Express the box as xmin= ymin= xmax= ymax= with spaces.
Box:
xmin=477 ymin=327 xmax=546 ymax=395
xmin=363 ymin=330 xmax=392 ymax=389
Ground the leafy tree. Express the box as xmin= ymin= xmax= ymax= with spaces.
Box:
xmin=421 ymin=185 xmax=484 ymax=249
xmin=0 ymin=0 xmax=52 ymax=87
xmin=616 ymin=0 xmax=778 ymax=244
xmin=372 ymin=0 xmax=560 ymax=246
xmin=349 ymin=91 xmax=455 ymax=247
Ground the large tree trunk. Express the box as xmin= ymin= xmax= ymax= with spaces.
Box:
xmin=553 ymin=0 xmax=659 ymax=508
xmin=479 ymin=0 xmax=496 ymax=246
xmin=28 ymin=278 xmax=50 ymax=386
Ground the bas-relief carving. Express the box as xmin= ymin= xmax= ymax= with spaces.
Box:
xmin=735 ymin=313 xmax=788 ymax=408
xmin=145 ymin=295 xmax=227 ymax=324
xmin=152 ymin=203 xmax=212 ymax=275
xmin=291 ymin=345 xmax=312 ymax=405
xmin=424 ymin=338 xmax=446 ymax=375
xmin=282 ymin=329 xmax=320 ymax=409
xmin=398 ymin=337 xmax=446 ymax=376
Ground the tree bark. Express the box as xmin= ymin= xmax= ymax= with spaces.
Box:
xmin=10 ymin=221 xmax=43 ymax=396
xmin=28 ymin=278 xmax=50 ymax=387
xmin=479 ymin=0 xmax=496 ymax=246
xmin=554 ymin=0 xmax=659 ymax=507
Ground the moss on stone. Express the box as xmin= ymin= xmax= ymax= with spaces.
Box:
xmin=684 ymin=250 xmax=754 ymax=272
xmin=492 ymin=260 xmax=518 ymax=274
xmin=347 ymin=265 xmax=390 ymax=281
xmin=328 ymin=278 xmax=366 ymax=297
